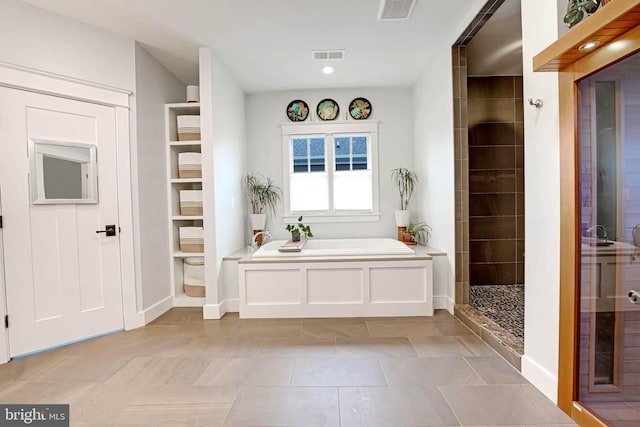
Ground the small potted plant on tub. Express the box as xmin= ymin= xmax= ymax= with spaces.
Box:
xmin=286 ymin=215 xmax=313 ymax=242
xmin=403 ymin=222 xmax=431 ymax=246
xmin=242 ymin=174 xmax=281 ymax=246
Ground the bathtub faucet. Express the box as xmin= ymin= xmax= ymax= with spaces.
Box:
xmin=586 ymin=224 xmax=608 ymax=241
xmin=252 ymin=230 xmax=272 ymax=250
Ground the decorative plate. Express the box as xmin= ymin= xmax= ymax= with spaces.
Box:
xmin=349 ymin=97 xmax=372 ymax=120
xmin=286 ymin=100 xmax=309 ymax=122
xmin=316 ymin=99 xmax=339 ymax=121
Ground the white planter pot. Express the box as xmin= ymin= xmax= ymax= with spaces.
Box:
xmin=394 ymin=210 xmax=411 ymax=227
xmin=250 ymin=213 xmax=267 ymax=231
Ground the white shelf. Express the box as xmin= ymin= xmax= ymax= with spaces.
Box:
xmin=166 ymin=101 xmax=206 ymax=310
xmin=172 ymin=215 xmax=203 ymax=221
xmin=167 ymin=102 xmax=200 ymax=109
xmin=173 ymin=251 xmax=205 ymax=258
xmin=173 ymin=293 xmax=205 ymax=307
xmin=169 ymin=140 xmax=201 ymax=146
xmin=170 ymin=178 xmax=202 ymax=184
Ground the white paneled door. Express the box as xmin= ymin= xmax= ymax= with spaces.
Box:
xmin=0 ymin=87 xmax=124 ymax=358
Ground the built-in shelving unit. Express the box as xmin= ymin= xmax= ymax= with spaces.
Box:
xmin=165 ymin=103 xmax=205 ymax=307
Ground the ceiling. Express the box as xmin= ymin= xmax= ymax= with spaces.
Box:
xmin=466 ymin=0 xmax=523 ymax=76
xmin=21 ymin=0 xmax=487 ymax=93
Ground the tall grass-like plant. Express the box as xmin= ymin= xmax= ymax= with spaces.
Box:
xmin=242 ymin=174 xmax=282 ymax=215
xmin=391 ymin=168 xmax=418 ymax=210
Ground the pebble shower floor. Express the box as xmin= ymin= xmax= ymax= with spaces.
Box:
xmin=469 ymin=284 xmax=524 ymax=342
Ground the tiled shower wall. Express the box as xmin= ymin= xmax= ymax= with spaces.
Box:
xmin=467 ymin=76 xmax=524 ymax=285
xmin=452 ymin=46 xmax=469 ymax=303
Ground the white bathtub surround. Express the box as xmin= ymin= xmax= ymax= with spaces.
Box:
xmin=254 ymin=238 xmax=415 ymax=258
xmin=239 ymin=238 xmax=433 ymax=318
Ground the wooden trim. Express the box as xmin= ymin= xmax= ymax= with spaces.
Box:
xmin=534 ymin=0 xmax=640 ymax=72
xmin=557 ymin=70 xmax=579 ymax=414
xmin=550 ymin=5 xmax=640 ymax=425
xmin=572 ymin=24 xmax=640 ymax=77
xmin=570 ymin=402 xmax=609 ymax=427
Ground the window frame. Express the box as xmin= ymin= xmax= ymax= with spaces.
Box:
xmin=282 ymin=121 xmax=380 ymax=223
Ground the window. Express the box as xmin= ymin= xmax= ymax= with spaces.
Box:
xmin=282 ymin=122 xmax=379 ymax=222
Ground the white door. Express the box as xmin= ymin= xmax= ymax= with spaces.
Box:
xmin=0 ymin=87 xmax=124 ymax=358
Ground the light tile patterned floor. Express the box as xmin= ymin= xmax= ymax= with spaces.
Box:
xmin=0 ymin=308 xmax=577 ymax=426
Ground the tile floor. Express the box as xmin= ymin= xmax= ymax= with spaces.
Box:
xmin=0 ymin=308 xmax=578 ymax=427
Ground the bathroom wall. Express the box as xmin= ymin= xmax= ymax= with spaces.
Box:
xmin=412 ymin=0 xmax=488 ymax=313
xmin=199 ymin=48 xmax=248 ymax=311
xmin=413 ymin=45 xmax=460 ymax=312
xmin=467 ymin=76 xmax=524 ymax=286
xmin=133 ymin=43 xmax=186 ymax=310
xmin=245 ymin=87 xmax=414 ymax=241
xmin=0 ymin=0 xmax=135 ymax=91
xmin=521 ymin=0 xmax=563 ymax=401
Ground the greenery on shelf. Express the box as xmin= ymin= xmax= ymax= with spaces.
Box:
xmin=242 ymin=174 xmax=282 ymax=215
xmin=564 ymin=0 xmax=601 ymax=28
xmin=285 ymin=215 xmax=313 ymax=241
xmin=407 ymin=222 xmax=431 ymax=245
xmin=391 ymin=167 xmax=418 ymax=210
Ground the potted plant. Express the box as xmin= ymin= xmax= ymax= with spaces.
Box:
xmin=391 ymin=167 xmax=418 ymax=227
xmin=404 ymin=222 xmax=432 ymax=246
xmin=285 ymin=215 xmax=313 ymax=242
xmin=242 ymin=174 xmax=282 ymax=244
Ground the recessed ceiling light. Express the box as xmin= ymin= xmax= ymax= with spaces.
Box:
xmin=578 ymin=40 xmax=600 ymax=51
xmin=322 ymin=66 xmax=334 ymax=74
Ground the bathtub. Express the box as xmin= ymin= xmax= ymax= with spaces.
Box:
xmin=238 ymin=238 xmax=433 ymax=318
xmin=252 ymin=238 xmax=416 ymax=258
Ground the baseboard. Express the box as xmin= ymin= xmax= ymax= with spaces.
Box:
xmin=433 ymin=295 xmax=455 ymax=314
xmin=142 ymin=295 xmax=173 ymax=324
xmin=203 ymin=299 xmax=239 ymax=319
xmin=521 ymin=354 xmax=558 ymax=403
xmin=222 ymin=299 xmax=239 ymax=313
xmin=203 ymin=303 xmax=221 ymax=319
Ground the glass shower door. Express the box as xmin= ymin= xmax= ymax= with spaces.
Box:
xmin=577 ymin=53 xmax=640 ymax=426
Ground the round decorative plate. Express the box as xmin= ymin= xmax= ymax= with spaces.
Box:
xmin=349 ymin=97 xmax=372 ymax=120
xmin=286 ymin=100 xmax=309 ymax=122
xmin=316 ymin=99 xmax=339 ymax=121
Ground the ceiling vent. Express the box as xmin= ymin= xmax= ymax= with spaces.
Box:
xmin=312 ymin=49 xmax=346 ymax=61
xmin=377 ymin=0 xmax=417 ymax=21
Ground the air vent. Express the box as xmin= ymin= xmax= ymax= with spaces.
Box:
xmin=377 ymin=0 xmax=417 ymax=21
xmin=312 ymin=50 xmax=345 ymax=61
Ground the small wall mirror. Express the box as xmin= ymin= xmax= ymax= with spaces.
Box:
xmin=30 ymin=139 xmax=98 ymax=204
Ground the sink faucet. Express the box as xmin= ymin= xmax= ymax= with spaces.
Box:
xmin=252 ymin=230 xmax=272 ymax=250
xmin=586 ymin=225 xmax=608 ymax=241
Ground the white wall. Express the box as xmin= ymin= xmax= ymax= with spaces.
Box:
xmin=520 ymin=0 xmax=562 ymax=402
xmin=132 ymin=43 xmax=185 ymax=310
xmin=411 ymin=0 xmax=487 ymax=312
xmin=0 ymin=0 xmax=147 ymax=323
xmin=245 ymin=87 xmax=415 ymax=241
xmin=0 ymin=0 xmax=135 ymax=91
xmin=200 ymin=49 xmax=247 ymax=308
xmin=412 ymin=46 xmax=457 ymax=311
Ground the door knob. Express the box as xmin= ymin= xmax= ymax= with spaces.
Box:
xmin=629 ymin=290 xmax=640 ymax=305
xmin=96 ymin=224 xmax=116 ymax=237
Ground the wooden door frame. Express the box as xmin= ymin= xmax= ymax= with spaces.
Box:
xmin=0 ymin=61 xmax=144 ymax=363
xmin=534 ymin=1 xmax=640 ymax=425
